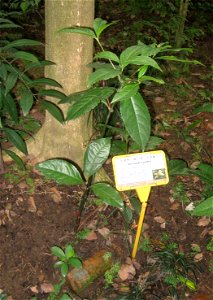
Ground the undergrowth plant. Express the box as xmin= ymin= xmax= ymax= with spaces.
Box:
xmin=0 ymin=17 xmax=65 ymax=173
xmin=36 ymin=18 xmax=201 ymax=225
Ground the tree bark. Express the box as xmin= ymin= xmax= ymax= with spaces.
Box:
xmin=23 ymin=0 xmax=95 ymax=166
xmin=175 ymin=0 xmax=190 ymax=48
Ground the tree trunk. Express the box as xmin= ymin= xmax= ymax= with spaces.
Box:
xmin=26 ymin=0 xmax=95 ymax=166
xmin=175 ymin=0 xmax=190 ymax=48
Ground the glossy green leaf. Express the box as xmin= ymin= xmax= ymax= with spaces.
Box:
xmin=65 ymin=245 xmax=75 ymax=259
xmin=3 ymin=39 xmax=42 ymax=50
xmin=31 ymin=78 xmax=62 ymax=88
xmin=36 ymin=159 xmax=84 ymax=185
xmin=91 ymin=183 xmax=124 ymax=209
xmin=88 ymin=65 xmax=120 ymax=87
xmin=83 ymin=138 xmax=111 ymax=177
xmin=61 ymin=263 xmax=69 ymax=277
xmin=95 ymin=51 xmax=119 ymax=63
xmin=122 ymin=205 xmax=133 ymax=223
xmin=12 ymin=51 xmax=39 ymax=62
xmin=5 ymin=72 xmax=18 ymax=95
xmin=4 ymin=128 xmax=28 ymax=155
xmin=20 ymin=89 xmax=34 ymax=116
xmin=168 ymin=159 xmax=188 ymax=176
xmin=157 ymin=56 xmax=203 ymax=65
xmin=120 ymin=93 xmax=151 ymax=151
xmin=4 ymin=94 xmax=19 ymax=123
xmin=126 ymin=56 xmax=161 ymax=71
xmin=93 ymin=18 xmax=117 ymax=38
xmin=42 ymin=100 xmax=64 ymax=123
xmin=193 ymin=103 xmax=213 ymax=114
xmin=69 ymin=257 xmax=82 ymax=268
xmin=51 ymin=246 xmax=65 ymax=260
xmin=120 ymin=45 xmax=144 ymax=69
xmin=3 ymin=149 xmax=26 ymax=170
xmin=111 ymin=83 xmax=139 ymax=103
xmin=39 ymin=89 xmax=67 ymax=102
xmin=66 ymin=88 xmax=115 ymax=120
xmin=0 ymin=64 xmax=7 ymax=80
xmin=192 ymin=197 xmax=213 ymax=216
xmin=110 ymin=140 xmax=127 ymax=155
xmin=139 ymin=75 xmax=164 ymax=84
xmin=138 ymin=65 xmax=148 ymax=78
xmin=62 ymin=87 xmax=115 ymax=104
xmin=59 ymin=27 xmax=96 ymax=38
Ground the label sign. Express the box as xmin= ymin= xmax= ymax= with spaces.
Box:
xmin=112 ymin=150 xmax=169 ymax=191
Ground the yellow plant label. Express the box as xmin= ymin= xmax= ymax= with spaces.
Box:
xmin=112 ymin=150 xmax=169 ymax=191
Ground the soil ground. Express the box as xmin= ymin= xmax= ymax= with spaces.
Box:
xmin=0 ymin=3 xmax=212 ymax=300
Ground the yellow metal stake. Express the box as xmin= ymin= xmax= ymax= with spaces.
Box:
xmin=132 ymin=186 xmax=151 ymax=259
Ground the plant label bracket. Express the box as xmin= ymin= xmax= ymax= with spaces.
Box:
xmin=112 ymin=150 xmax=169 ymax=258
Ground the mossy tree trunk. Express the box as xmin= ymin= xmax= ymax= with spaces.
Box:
xmin=175 ymin=0 xmax=190 ymax=48
xmin=27 ymin=0 xmax=94 ymax=166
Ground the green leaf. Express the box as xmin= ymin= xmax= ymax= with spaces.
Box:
xmin=69 ymin=257 xmax=82 ymax=268
xmin=20 ymin=89 xmax=34 ymax=116
xmin=4 ymin=128 xmax=28 ymax=155
xmin=122 ymin=205 xmax=133 ymax=223
xmin=59 ymin=27 xmax=96 ymax=38
xmin=139 ymin=75 xmax=165 ymax=84
xmin=91 ymin=183 xmax=124 ymax=209
xmin=65 ymin=245 xmax=75 ymax=259
xmin=120 ymin=45 xmax=144 ymax=69
xmin=88 ymin=65 xmax=120 ymax=87
xmin=3 ymin=149 xmax=26 ymax=170
xmin=120 ymin=93 xmax=151 ymax=151
xmin=111 ymin=83 xmax=139 ymax=103
xmin=42 ymin=100 xmax=64 ymax=123
xmin=5 ymin=72 xmax=18 ymax=95
xmin=83 ymin=138 xmax=111 ymax=177
xmin=190 ymin=163 xmax=213 ymax=184
xmin=12 ymin=51 xmax=39 ymax=62
xmin=66 ymin=88 xmax=115 ymax=120
xmin=31 ymin=78 xmax=62 ymax=88
xmin=3 ymin=39 xmax=42 ymax=50
xmin=39 ymin=89 xmax=67 ymax=102
xmin=4 ymin=94 xmax=19 ymax=123
xmin=51 ymin=246 xmax=65 ymax=260
xmin=126 ymin=56 xmax=162 ymax=71
xmin=62 ymin=87 xmax=115 ymax=104
xmin=110 ymin=140 xmax=127 ymax=155
xmin=95 ymin=51 xmax=119 ymax=63
xmin=193 ymin=103 xmax=213 ymax=114
xmin=145 ymin=136 xmax=164 ymax=151
xmin=93 ymin=18 xmax=117 ymax=38
xmin=168 ymin=159 xmax=188 ymax=176
xmin=138 ymin=65 xmax=148 ymax=77
xmin=157 ymin=56 xmax=203 ymax=65
xmin=61 ymin=263 xmax=69 ymax=277
xmin=36 ymin=159 xmax=84 ymax=185
xmin=192 ymin=197 xmax=213 ymax=216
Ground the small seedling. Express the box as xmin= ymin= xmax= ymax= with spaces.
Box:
xmin=104 ymin=261 xmax=120 ymax=287
xmin=172 ymin=182 xmax=190 ymax=208
xmin=139 ymin=237 xmax=153 ymax=252
xmin=51 ymin=244 xmax=82 ymax=277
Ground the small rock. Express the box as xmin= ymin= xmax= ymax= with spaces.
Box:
xmin=40 ymin=283 xmax=54 ymax=293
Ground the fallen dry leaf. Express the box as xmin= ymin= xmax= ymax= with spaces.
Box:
xmin=194 ymin=253 xmax=203 ymax=262
xmin=197 ymin=217 xmax=211 ymax=227
xmin=18 ymin=181 xmax=28 ymax=190
xmin=160 ymin=222 xmax=166 ymax=229
xmin=27 ymin=196 xmax=37 ymax=213
xmin=154 ymin=216 xmax=165 ymax=224
xmin=97 ymin=227 xmax=110 ymax=238
xmin=84 ymin=231 xmax=97 ymax=241
xmin=153 ymin=96 xmax=165 ymax=103
xmin=16 ymin=196 xmax=24 ymax=206
xmin=30 ymin=286 xmax=39 ymax=293
xmin=118 ymin=263 xmax=136 ymax=281
xmin=40 ymin=282 xmax=54 ymax=293
xmin=185 ymin=202 xmax=195 ymax=212
xmin=170 ymin=202 xmax=180 ymax=210
xmin=49 ymin=187 xmax=62 ymax=203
